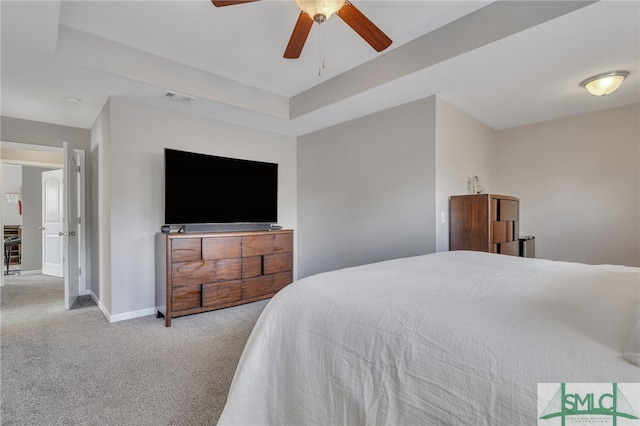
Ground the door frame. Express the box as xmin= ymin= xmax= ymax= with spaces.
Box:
xmin=76 ymin=149 xmax=87 ymax=296
xmin=0 ymin=142 xmax=87 ymax=301
xmin=63 ymin=142 xmax=87 ymax=309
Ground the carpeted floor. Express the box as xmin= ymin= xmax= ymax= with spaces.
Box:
xmin=70 ymin=294 xmax=97 ymax=310
xmin=0 ymin=274 xmax=266 ymax=425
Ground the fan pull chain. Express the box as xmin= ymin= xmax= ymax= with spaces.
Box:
xmin=318 ymin=22 xmax=326 ymax=76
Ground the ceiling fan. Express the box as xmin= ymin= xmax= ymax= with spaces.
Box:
xmin=211 ymin=0 xmax=392 ymax=59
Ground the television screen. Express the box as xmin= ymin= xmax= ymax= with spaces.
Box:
xmin=164 ymin=148 xmax=278 ymax=225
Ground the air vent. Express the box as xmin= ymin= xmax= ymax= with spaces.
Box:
xmin=163 ymin=91 xmax=195 ymax=103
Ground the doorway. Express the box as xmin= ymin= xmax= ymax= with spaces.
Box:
xmin=2 ymin=164 xmax=23 ymax=275
xmin=0 ymin=141 xmax=86 ymax=308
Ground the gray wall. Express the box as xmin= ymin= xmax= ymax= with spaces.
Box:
xmin=493 ymin=104 xmax=639 ymax=266
xmin=434 ymin=97 xmax=496 ymax=252
xmin=0 ymin=116 xmax=90 ymax=151
xmin=297 ymin=97 xmax=437 ymax=278
xmin=90 ymin=100 xmax=110 ymax=308
xmin=4 ymin=100 xmax=637 ymax=320
xmin=297 ymin=98 xmax=639 ymax=278
xmin=101 ymin=98 xmax=297 ymax=319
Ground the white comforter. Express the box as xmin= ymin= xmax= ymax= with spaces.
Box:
xmin=218 ymin=251 xmax=640 ymax=425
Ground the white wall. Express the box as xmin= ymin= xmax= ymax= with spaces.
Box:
xmin=493 ymin=104 xmax=639 ymax=267
xmin=434 ymin=97 xmax=496 ymax=252
xmin=297 ymin=97 xmax=437 ymax=278
xmin=103 ymin=98 xmax=297 ymax=319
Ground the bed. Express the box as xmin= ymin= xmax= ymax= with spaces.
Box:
xmin=217 ymin=251 xmax=640 ymax=425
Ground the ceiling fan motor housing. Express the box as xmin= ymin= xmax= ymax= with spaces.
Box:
xmin=211 ymin=0 xmax=392 ymax=59
xmin=295 ymin=0 xmax=346 ymax=21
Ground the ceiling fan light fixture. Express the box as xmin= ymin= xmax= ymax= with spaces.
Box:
xmin=580 ymin=71 xmax=629 ymax=96
xmin=295 ymin=0 xmax=345 ymax=22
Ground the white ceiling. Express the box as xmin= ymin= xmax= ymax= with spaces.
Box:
xmin=1 ymin=0 xmax=639 ymax=137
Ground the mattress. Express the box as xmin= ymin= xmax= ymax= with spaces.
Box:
xmin=218 ymin=251 xmax=640 ymax=425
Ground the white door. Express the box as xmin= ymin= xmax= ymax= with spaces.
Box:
xmin=41 ymin=169 xmax=63 ymax=277
xmin=63 ymin=142 xmax=82 ymax=310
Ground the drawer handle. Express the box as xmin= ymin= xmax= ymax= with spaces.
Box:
xmin=173 ymin=249 xmax=198 ymax=254
xmin=176 ymin=261 xmax=205 ymax=273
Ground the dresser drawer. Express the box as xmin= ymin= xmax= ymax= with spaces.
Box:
xmin=202 ymin=237 xmax=241 ymax=260
xmin=171 ymin=238 xmax=201 ymax=263
xmin=242 ymin=275 xmax=274 ymax=299
xmin=274 ymin=232 xmax=293 ymax=253
xmin=242 ymin=256 xmax=263 ymax=278
xmin=202 ymin=280 xmax=242 ymax=308
xmin=492 ymin=221 xmax=508 ymax=244
xmin=215 ymin=258 xmax=242 ymax=281
xmin=242 ymin=235 xmax=274 ymax=257
xmin=171 ymin=260 xmax=216 ymax=286
xmin=172 ymin=285 xmax=201 ymax=311
xmin=273 ymin=271 xmax=293 ymax=292
xmin=499 ymin=199 xmax=518 ymax=221
xmin=492 ymin=220 xmax=518 ymax=244
xmin=499 ymin=240 xmax=520 ymax=256
xmin=264 ymin=252 xmax=292 ymax=275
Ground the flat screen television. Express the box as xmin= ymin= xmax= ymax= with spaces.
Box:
xmin=164 ymin=148 xmax=278 ymax=226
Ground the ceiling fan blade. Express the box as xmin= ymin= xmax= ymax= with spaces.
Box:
xmin=283 ymin=12 xmax=314 ymax=59
xmin=336 ymin=1 xmax=392 ymax=52
xmin=211 ymin=0 xmax=260 ymax=7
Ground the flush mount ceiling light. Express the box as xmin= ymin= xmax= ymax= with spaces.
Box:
xmin=580 ymin=71 xmax=629 ymax=96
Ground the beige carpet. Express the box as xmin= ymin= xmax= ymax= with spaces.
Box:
xmin=0 ymin=274 xmax=266 ymax=425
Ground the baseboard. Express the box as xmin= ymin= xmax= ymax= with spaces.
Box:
xmin=18 ymin=269 xmax=43 ymax=275
xmin=89 ymin=290 xmax=157 ymax=323
xmin=2 ymin=269 xmax=42 ymax=285
xmin=90 ymin=290 xmax=110 ymax=322
xmin=109 ymin=307 xmax=157 ymax=323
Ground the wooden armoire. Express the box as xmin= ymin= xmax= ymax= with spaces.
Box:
xmin=449 ymin=194 xmax=520 ymax=256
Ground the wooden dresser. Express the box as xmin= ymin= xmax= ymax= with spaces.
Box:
xmin=156 ymin=229 xmax=293 ymax=327
xmin=449 ymin=194 xmax=520 ymax=256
